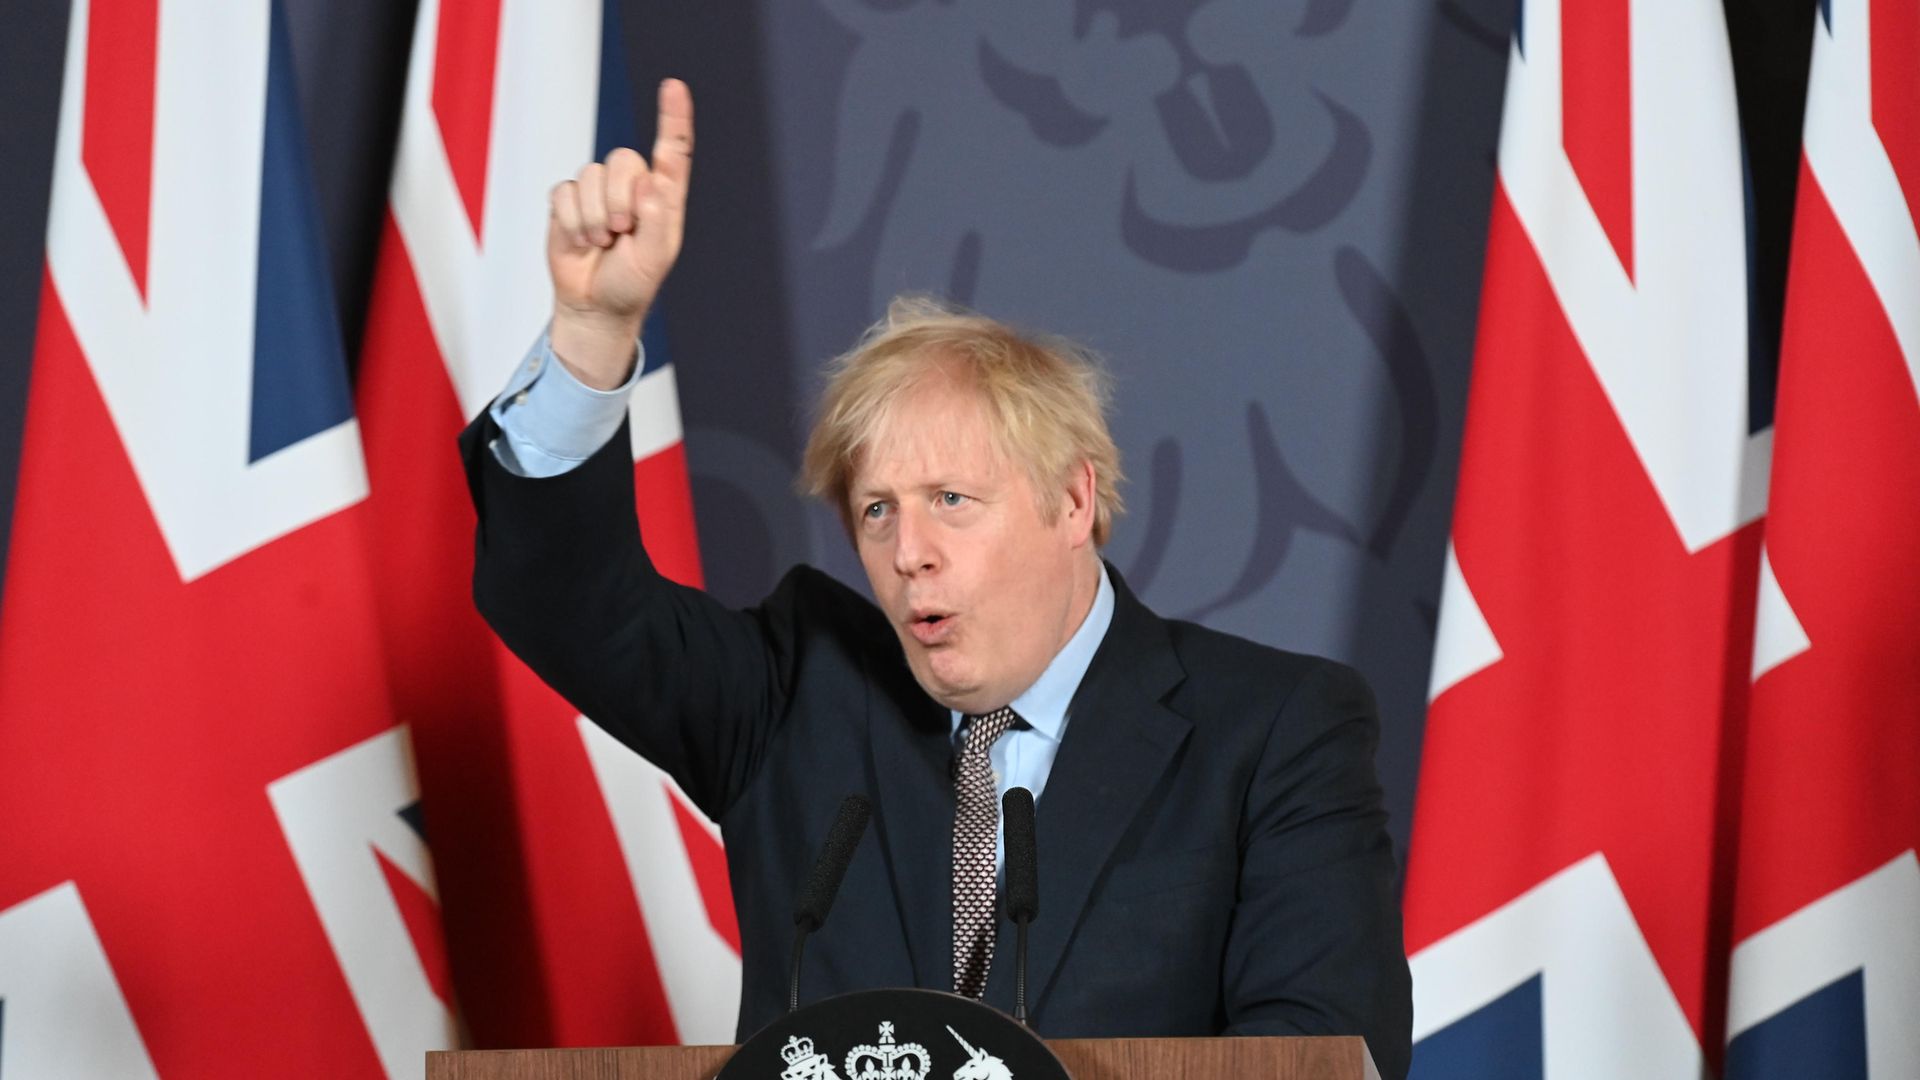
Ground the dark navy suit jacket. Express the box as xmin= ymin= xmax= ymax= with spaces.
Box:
xmin=462 ymin=415 xmax=1412 ymax=1079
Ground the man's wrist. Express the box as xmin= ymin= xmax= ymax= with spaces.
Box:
xmin=551 ymin=306 xmax=644 ymax=389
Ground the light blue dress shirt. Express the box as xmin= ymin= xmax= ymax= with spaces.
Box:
xmin=488 ymin=331 xmax=642 ymax=478
xmin=951 ymin=563 xmax=1113 ymax=872
xmin=492 ymin=329 xmax=1118 ymax=871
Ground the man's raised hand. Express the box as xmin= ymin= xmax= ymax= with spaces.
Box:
xmin=548 ymin=78 xmax=694 ymax=390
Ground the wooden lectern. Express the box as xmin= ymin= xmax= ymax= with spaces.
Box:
xmin=427 ymin=1036 xmax=1381 ymax=1080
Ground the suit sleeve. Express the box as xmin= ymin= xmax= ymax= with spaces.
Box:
xmin=460 ymin=409 xmax=800 ymax=821
xmin=1220 ymin=659 xmax=1413 ymax=1080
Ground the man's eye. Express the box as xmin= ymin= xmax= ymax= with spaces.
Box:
xmin=863 ymin=501 xmax=888 ymax=520
xmin=938 ymin=491 xmax=968 ymax=508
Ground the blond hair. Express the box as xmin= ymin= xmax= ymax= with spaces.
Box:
xmin=801 ymin=296 xmax=1125 ymax=545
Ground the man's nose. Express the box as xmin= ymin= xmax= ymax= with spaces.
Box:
xmin=892 ymin=505 xmax=940 ymax=576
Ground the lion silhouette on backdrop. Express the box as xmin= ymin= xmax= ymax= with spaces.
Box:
xmin=804 ymin=0 xmax=1494 ymax=666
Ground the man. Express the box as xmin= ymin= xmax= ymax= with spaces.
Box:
xmin=463 ymin=80 xmax=1411 ymax=1075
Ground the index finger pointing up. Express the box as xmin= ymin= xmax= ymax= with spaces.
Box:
xmin=651 ymin=78 xmax=694 ymax=193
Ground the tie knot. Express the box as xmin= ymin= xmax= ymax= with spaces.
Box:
xmin=960 ymin=706 xmax=1021 ymax=755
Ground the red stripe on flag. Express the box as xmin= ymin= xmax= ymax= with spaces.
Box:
xmin=1872 ymin=0 xmax=1919 ymax=224
xmin=494 ymin=648 xmax=686 ymax=1047
xmin=636 ymin=440 xmax=705 ymax=590
xmin=356 ymin=215 xmax=563 ymax=1048
xmin=80 ymin=0 xmax=159 ymax=299
xmin=375 ymin=848 xmax=457 ymax=1011
xmin=432 ymin=0 xmax=505 ymax=243
xmin=669 ymin=785 xmax=742 ymax=955
xmin=1561 ymin=0 xmax=1635 ymax=280
xmin=1733 ymin=164 xmax=1920 ymax=941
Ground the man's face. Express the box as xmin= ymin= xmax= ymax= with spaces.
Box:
xmin=850 ymin=374 xmax=1096 ymax=714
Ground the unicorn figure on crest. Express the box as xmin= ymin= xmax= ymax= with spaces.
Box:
xmin=944 ymin=1026 xmax=1014 ymax=1080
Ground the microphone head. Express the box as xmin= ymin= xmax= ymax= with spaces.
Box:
xmin=1002 ymin=787 xmax=1038 ymax=922
xmin=793 ymin=794 xmax=872 ymax=930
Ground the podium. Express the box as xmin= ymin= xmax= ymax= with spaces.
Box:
xmin=426 ymin=1036 xmax=1380 ymax=1079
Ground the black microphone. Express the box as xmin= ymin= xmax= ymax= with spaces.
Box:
xmin=788 ymin=794 xmax=872 ymax=1012
xmin=1002 ymin=786 xmax=1038 ymax=1025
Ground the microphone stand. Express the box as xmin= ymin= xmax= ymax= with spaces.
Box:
xmin=789 ymin=929 xmax=812 ymax=1014
xmin=1013 ymin=912 xmax=1032 ymax=1026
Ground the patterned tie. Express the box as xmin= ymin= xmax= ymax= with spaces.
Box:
xmin=951 ymin=705 xmax=1021 ymax=998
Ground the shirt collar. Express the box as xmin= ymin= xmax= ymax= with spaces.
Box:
xmin=949 ymin=562 xmax=1115 ymax=741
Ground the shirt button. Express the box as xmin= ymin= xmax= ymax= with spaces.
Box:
xmin=513 ymin=390 xmax=529 ymax=406
xmin=527 ymin=356 xmax=541 ymax=372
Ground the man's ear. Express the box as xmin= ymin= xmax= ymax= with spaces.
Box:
xmin=1061 ymin=458 xmax=1097 ymax=547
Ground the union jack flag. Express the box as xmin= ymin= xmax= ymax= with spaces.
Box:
xmin=1725 ymin=3 xmax=1920 ymax=1076
xmin=0 ymin=0 xmax=455 ymax=1075
xmin=0 ymin=0 xmax=738 ymax=1073
xmin=1402 ymin=0 xmax=1769 ymax=1075
xmin=354 ymin=0 xmax=741 ymax=1048
xmin=1406 ymin=0 xmax=1920 ymax=1075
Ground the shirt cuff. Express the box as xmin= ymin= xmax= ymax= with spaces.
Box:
xmin=489 ymin=329 xmax=641 ymax=477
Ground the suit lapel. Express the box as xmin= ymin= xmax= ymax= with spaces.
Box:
xmin=985 ymin=565 xmax=1190 ymax=1014
xmin=864 ymin=653 xmax=956 ymax=990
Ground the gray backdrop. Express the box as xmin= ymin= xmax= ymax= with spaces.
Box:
xmin=646 ymin=0 xmax=1516 ymax=864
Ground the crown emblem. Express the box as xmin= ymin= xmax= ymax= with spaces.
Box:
xmin=844 ymin=1021 xmax=931 ymax=1080
xmin=780 ymin=1035 xmax=843 ymax=1080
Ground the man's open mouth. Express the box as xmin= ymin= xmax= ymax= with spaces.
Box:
xmin=909 ymin=612 xmax=955 ymax=645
